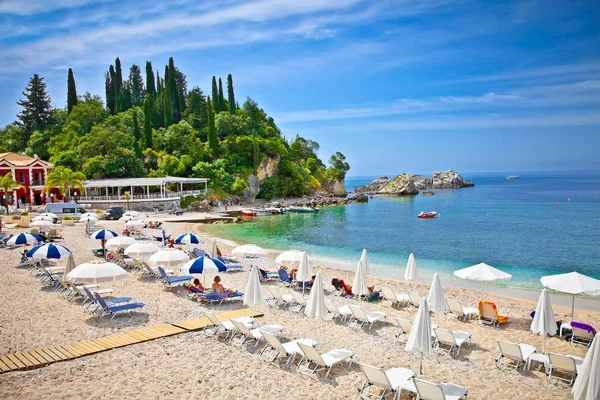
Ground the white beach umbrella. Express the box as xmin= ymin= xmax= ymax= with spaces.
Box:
xmin=405 ymin=298 xmax=432 ymax=376
xmin=232 ymin=243 xmax=268 ymax=257
xmin=243 ymin=265 xmax=264 ymax=306
xmin=210 ymin=238 xmax=222 ymax=258
xmin=39 ymin=212 xmax=57 ymax=219
xmin=275 ymin=250 xmax=306 ymax=267
xmin=540 ymin=272 xmax=600 ymax=321
xmin=80 ymin=212 xmax=97 ymax=218
xmin=31 ymin=220 xmax=53 ymax=227
xmin=427 ymin=273 xmax=447 ymax=326
xmin=352 ymin=256 xmax=369 ymax=297
xmin=304 ymin=271 xmax=326 ymax=320
xmin=296 ymin=252 xmax=314 ymax=294
xmin=359 ymin=248 xmax=370 ymax=274
xmin=124 ymin=242 xmax=160 ymax=258
xmin=79 ymin=215 xmax=98 ymax=223
xmin=453 ymin=263 xmax=513 ymax=281
xmin=124 ymin=211 xmax=138 ymax=216
xmin=530 ymin=289 xmax=557 ymax=354
xmin=148 ymin=248 xmax=190 ymax=267
xmin=62 ymin=252 xmax=76 ymax=279
xmin=405 ymin=253 xmax=418 ymax=287
xmin=119 ymin=215 xmax=136 ymax=222
xmin=572 ymin=333 xmax=600 ymax=400
xmin=32 ymin=215 xmax=53 ymax=222
xmin=105 ymin=236 xmax=136 ymax=250
xmin=67 ymin=260 xmax=127 ymax=284
xmin=125 ymin=220 xmax=146 ymax=228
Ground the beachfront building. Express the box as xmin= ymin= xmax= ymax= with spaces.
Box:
xmin=79 ymin=176 xmax=209 ymax=204
xmin=0 ymin=152 xmax=55 ymax=207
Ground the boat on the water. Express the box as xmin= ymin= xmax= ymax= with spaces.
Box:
xmin=241 ymin=209 xmax=257 ymax=217
xmin=507 ymin=175 xmax=519 ymax=180
xmin=422 ymin=190 xmax=435 ymax=196
xmin=288 ymin=206 xmax=319 ymax=213
xmin=417 ymin=211 xmax=438 ymax=219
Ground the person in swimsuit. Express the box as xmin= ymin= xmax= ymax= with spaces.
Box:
xmin=212 ymin=276 xmax=237 ymax=296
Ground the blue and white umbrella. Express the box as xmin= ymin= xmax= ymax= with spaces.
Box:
xmin=180 ymin=256 xmax=227 ymax=275
xmin=175 ymin=233 xmax=203 ymax=245
xmin=26 ymin=243 xmax=71 ymax=260
xmin=89 ymin=229 xmax=118 ymax=240
xmin=6 ymin=233 xmax=39 ymax=246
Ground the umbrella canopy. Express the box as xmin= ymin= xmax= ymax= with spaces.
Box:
xmin=180 ymin=256 xmax=227 ymax=274
xmin=39 ymin=212 xmax=57 ymax=219
xmin=530 ymin=288 xmax=557 ymax=354
xmin=352 ymin=255 xmax=369 ymax=297
xmin=304 ymin=271 xmax=326 ymax=319
xmin=66 ymin=260 xmax=127 ymax=283
xmin=26 ymin=243 xmax=71 ymax=260
xmin=119 ymin=215 xmax=136 ymax=222
xmin=6 ymin=233 xmax=38 ymax=246
xmin=125 ymin=220 xmax=145 ymax=228
xmin=30 ymin=220 xmax=53 ymax=227
xmin=124 ymin=242 xmax=160 ymax=257
xmin=244 ymin=265 xmax=264 ymax=306
xmin=296 ymin=251 xmax=314 ymax=282
xmin=80 ymin=212 xmax=97 ymax=218
xmin=105 ymin=236 xmax=136 ymax=250
xmin=427 ymin=273 xmax=447 ymax=314
xmin=404 ymin=253 xmax=418 ymax=282
xmin=540 ymin=272 xmax=600 ymax=321
xmin=211 ymin=238 xmax=220 ymax=258
xmin=453 ymin=263 xmax=513 ymax=281
xmin=32 ymin=215 xmax=53 ymax=222
xmin=63 ymin=252 xmax=76 ymax=279
xmin=79 ymin=215 xmax=98 ymax=222
xmin=573 ymin=333 xmax=600 ymax=400
xmin=123 ymin=211 xmax=139 ymax=216
xmin=232 ymin=244 xmax=268 ymax=257
xmin=175 ymin=233 xmax=203 ymax=245
xmin=275 ymin=250 xmax=306 ymax=267
xmin=90 ymin=229 xmax=118 ymax=240
xmin=148 ymin=248 xmax=189 ymax=267
xmin=405 ymin=298 xmax=432 ymax=376
xmin=359 ymin=249 xmax=370 ymax=274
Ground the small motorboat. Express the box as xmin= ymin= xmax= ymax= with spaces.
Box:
xmin=417 ymin=211 xmax=437 ymax=219
xmin=422 ymin=191 xmax=435 ymax=196
xmin=241 ymin=209 xmax=257 ymax=217
xmin=507 ymin=175 xmax=519 ymax=180
xmin=287 ymin=206 xmax=319 ymax=213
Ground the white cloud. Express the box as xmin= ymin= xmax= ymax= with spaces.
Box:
xmin=0 ymin=0 xmax=115 ymax=16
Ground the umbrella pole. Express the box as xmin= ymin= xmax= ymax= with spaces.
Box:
xmin=571 ymin=295 xmax=575 ymax=322
xmin=542 ymin=334 xmax=546 ymax=355
xmin=418 ymin=353 xmax=423 ymax=377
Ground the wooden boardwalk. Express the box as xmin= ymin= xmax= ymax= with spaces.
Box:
xmin=0 ymin=309 xmax=263 ymax=374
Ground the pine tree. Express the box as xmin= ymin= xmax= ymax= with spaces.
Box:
xmin=211 ymin=76 xmax=219 ymax=112
xmin=16 ymin=74 xmax=53 ymax=136
xmin=145 ymin=61 xmax=156 ymax=98
xmin=121 ymin=81 xmax=133 ymax=111
xmin=132 ymin=109 xmax=142 ymax=156
xmin=227 ymin=74 xmax=236 ymax=112
xmin=114 ymin=57 xmax=123 ymax=112
xmin=218 ymin=77 xmax=225 ymax=112
xmin=184 ymin=87 xmax=207 ymax=130
xmin=105 ymin=69 xmax=116 ymax=114
xmin=143 ymin=95 xmax=154 ymax=149
xmin=128 ymin=64 xmax=145 ymax=107
xmin=206 ymin=97 xmax=219 ymax=155
xmin=67 ymin=68 xmax=78 ymax=113
xmin=156 ymin=70 xmax=163 ymax=97
xmin=168 ymin=57 xmax=180 ymax=123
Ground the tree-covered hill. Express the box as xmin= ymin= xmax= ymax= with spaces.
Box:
xmin=0 ymin=57 xmax=349 ymax=201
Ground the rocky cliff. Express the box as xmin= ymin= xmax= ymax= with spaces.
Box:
xmin=256 ymin=156 xmax=280 ymax=181
xmin=354 ymin=176 xmax=390 ymax=193
xmin=377 ymin=173 xmax=419 ymax=195
xmin=432 ymin=170 xmax=474 ymax=188
xmin=355 ymin=170 xmax=474 ymax=194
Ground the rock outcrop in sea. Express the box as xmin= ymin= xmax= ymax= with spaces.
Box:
xmin=354 ymin=176 xmax=389 ymax=193
xmin=377 ymin=173 xmax=419 ymax=195
xmin=354 ymin=170 xmax=474 ymax=195
xmin=432 ymin=170 xmax=474 ymax=188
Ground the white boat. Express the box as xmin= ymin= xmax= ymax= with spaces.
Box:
xmin=287 ymin=206 xmax=319 ymax=213
xmin=507 ymin=175 xmax=519 ymax=180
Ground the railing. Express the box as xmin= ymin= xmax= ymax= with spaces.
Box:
xmin=31 ymin=180 xmax=44 ymax=186
xmin=78 ymin=189 xmax=207 ymax=202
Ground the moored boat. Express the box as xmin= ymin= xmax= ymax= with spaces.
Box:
xmin=507 ymin=175 xmax=519 ymax=180
xmin=287 ymin=206 xmax=319 ymax=213
xmin=241 ymin=209 xmax=257 ymax=217
xmin=417 ymin=211 xmax=437 ymax=219
xmin=422 ymin=190 xmax=435 ymax=196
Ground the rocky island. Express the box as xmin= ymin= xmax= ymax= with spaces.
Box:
xmin=354 ymin=170 xmax=474 ymax=195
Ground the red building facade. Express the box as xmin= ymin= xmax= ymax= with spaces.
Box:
xmin=0 ymin=152 xmax=56 ymax=207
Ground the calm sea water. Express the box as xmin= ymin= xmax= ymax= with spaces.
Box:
xmin=205 ymin=171 xmax=600 ymax=290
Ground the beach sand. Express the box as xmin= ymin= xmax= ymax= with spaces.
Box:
xmin=0 ymin=217 xmax=598 ymax=399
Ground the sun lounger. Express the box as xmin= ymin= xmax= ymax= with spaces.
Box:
xmin=297 ymin=342 xmax=355 ymax=378
xmin=570 ymin=321 xmax=596 ymax=347
xmin=95 ymin=294 xmax=145 ymax=320
xmin=278 ymin=269 xmax=292 ymax=286
xmin=259 ymin=331 xmax=317 ymax=365
xmin=192 ymin=248 xmax=205 ymax=258
xmin=195 ymin=291 xmax=243 ymax=305
xmin=348 ymin=304 xmax=387 ymax=330
xmin=358 ymin=363 xmax=415 ymax=400
xmin=81 ymin=286 xmax=132 ymax=314
xmin=446 ymin=299 xmax=478 ymax=322
xmin=410 ymin=378 xmax=468 ymax=400
xmin=289 ymin=291 xmax=307 ymax=313
xmin=225 ymin=263 xmax=244 ymax=272
xmin=496 ymin=340 xmax=537 ymax=371
xmin=547 ymin=352 xmax=584 ymax=385
xmin=408 ymin=291 xmax=422 ymax=307
xmin=478 ymin=300 xmax=508 ymax=328
xmin=381 ymin=288 xmax=410 ymax=307
xmin=395 ymin=318 xmax=413 ymax=338
xmin=157 ymin=266 xmax=193 ymax=290
xmin=266 ymin=286 xmax=295 ymax=307
xmin=433 ymin=328 xmax=472 ymax=356
xmin=204 ymin=313 xmax=253 ymax=338
xmin=229 ymin=319 xmax=285 ymax=346
xmin=324 ymin=299 xmax=352 ymax=322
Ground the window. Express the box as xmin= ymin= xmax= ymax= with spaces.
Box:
xmin=76 ymin=208 xmax=86 ymax=213
xmin=18 ymin=172 xmax=25 ymax=183
xmin=62 ymin=208 xmax=75 ymax=213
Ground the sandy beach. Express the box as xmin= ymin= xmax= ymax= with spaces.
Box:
xmin=0 ymin=216 xmax=598 ymax=399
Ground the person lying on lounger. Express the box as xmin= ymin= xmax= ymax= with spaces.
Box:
xmin=192 ymin=278 xmax=205 ymax=292
xmin=212 ymin=276 xmax=238 ymax=296
xmin=368 ymin=285 xmax=382 ymax=302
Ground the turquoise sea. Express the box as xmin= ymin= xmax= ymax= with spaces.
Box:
xmin=204 ymin=171 xmax=600 ymax=290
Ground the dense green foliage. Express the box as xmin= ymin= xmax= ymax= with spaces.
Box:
xmin=1 ymin=58 xmax=350 ymax=200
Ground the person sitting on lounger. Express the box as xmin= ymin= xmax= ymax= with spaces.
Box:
xmin=368 ymin=285 xmax=382 ymax=302
xmin=289 ymin=268 xmax=298 ymax=281
xmin=192 ymin=278 xmax=205 ymax=292
xmin=212 ymin=276 xmax=237 ymax=296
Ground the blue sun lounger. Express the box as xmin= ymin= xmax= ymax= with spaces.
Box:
xmin=96 ymin=294 xmax=145 ymax=320
xmin=196 ymin=291 xmax=244 ymax=305
xmin=157 ymin=266 xmax=193 ymax=289
xmin=82 ymin=287 xmax=132 ymax=314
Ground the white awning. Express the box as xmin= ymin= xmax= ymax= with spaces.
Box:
xmin=83 ymin=176 xmax=208 ymax=188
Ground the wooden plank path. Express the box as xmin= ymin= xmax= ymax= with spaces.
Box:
xmin=0 ymin=309 xmax=263 ymax=374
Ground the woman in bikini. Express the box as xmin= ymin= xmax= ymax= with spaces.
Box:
xmin=212 ymin=276 xmax=237 ymax=296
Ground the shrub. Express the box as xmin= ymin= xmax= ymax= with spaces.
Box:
xmin=180 ymin=194 xmax=204 ymax=209
xmin=62 ymin=216 xmax=73 ymax=220
xmin=20 ymin=211 xmax=29 ymax=216
xmin=95 ymin=209 xmax=102 ymax=213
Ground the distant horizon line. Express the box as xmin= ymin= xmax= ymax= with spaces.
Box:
xmin=346 ymin=167 xmax=600 ymax=179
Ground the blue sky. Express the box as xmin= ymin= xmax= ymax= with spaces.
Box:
xmin=0 ymin=0 xmax=599 ymax=175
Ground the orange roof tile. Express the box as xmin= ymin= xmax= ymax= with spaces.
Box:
xmin=0 ymin=152 xmax=52 ymax=167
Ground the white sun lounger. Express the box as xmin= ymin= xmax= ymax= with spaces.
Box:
xmin=446 ymin=299 xmax=478 ymax=322
xmin=297 ymin=342 xmax=355 ymax=378
xmin=547 ymin=352 xmax=584 ymax=385
xmin=259 ymin=331 xmax=317 ymax=365
xmin=229 ymin=319 xmax=284 ymax=347
xmin=433 ymin=328 xmax=472 ymax=356
xmin=289 ymin=291 xmax=307 ymax=313
xmin=266 ymin=286 xmax=295 ymax=307
xmin=408 ymin=291 xmax=422 ymax=307
xmin=496 ymin=340 xmax=537 ymax=371
xmin=358 ymin=363 xmax=415 ymax=400
xmin=204 ymin=313 xmax=253 ymax=339
xmin=395 ymin=318 xmax=413 ymax=338
xmin=348 ymin=304 xmax=387 ymax=330
xmin=325 ymin=299 xmax=352 ymax=322
xmin=381 ymin=288 xmax=410 ymax=307
xmin=410 ymin=378 xmax=468 ymax=400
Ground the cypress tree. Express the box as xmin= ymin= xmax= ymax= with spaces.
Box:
xmin=105 ymin=69 xmax=116 ymax=115
xmin=218 ymin=77 xmax=225 ymax=112
xmin=211 ymin=76 xmax=218 ymax=112
xmin=145 ymin=61 xmax=156 ymax=98
xmin=168 ymin=57 xmax=180 ymax=123
xmin=156 ymin=70 xmax=163 ymax=97
xmin=128 ymin=64 xmax=145 ymax=107
xmin=132 ymin=109 xmax=142 ymax=156
xmin=16 ymin=74 xmax=53 ymax=136
xmin=114 ymin=57 xmax=123 ymax=112
xmin=121 ymin=81 xmax=133 ymax=111
xmin=67 ymin=68 xmax=78 ymax=113
xmin=206 ymin=97 xmax=219 ymax=155
xmin=143 ymin=95 xmax=154 ymax=149
xmin=227 ymin=74 xmax=236 ymax=112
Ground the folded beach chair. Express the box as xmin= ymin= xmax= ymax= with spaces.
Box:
xmin=95 ymin=294 xmax=145 ymax=320
xmin=297 ymin=342 xmax=355 ymax=378
xmin=478 ymin=301 xmax=508 ymax=328
xmin=547 ymin=352 xmax=584 ymax=385
xmin=192 ymin=248 xmax=205 ymax=258
xmin=446 ymin=299 xmax=478 ymax=322
xmin=229 ymin=319 xmax=285 ymax=347
xmin=496 ymin=340 xmax=537 ymax=371
xmin=81 ymin=286 xmax=132 ymax=314
xmin=348 ymin=304 xmax=387 ymax=330
xmin=266 ymin=286 xmax=295 ymax=307
xmin=433 ymin=328 xmax=472 ymax=356
xmin=157 ymin=266 xmax=193 ymax=290
xmin=408 ymin=291 xmax=422 ymax=307
xmin=324 ymin=299 xmax=353 ymax=322
xmin=381 ymin=288 xmax=410 ymax=307
xmin=259 ymin=331 xmax=317 ymax=365
xmin=225 ymin=263 xmax=244 ymax=273
xmin=358 ymin=363 xmax=416 ymax=400
xmin=570 ymin=322 xmax=596 ymax=347
xmin=204 ymin=313 xmax=253 ymax=338
xmin=289 ymin=291 xmax=307 ymax=313
xmin=411 ymin=378 xmax=468 ymax=400
xmin=395 ymin=318 xmax=413 ymax=338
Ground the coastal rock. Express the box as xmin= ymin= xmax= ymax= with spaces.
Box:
xmin=242 ymin=175 xmax=260 ymax=202
xmin=354 ymin=176 xmax=389 ymax=193
xmin=256 ymin=156 xmax=280 ymax=181
xmin=377 ymin=173 xmax=418 ymax=195
xmin=410 ymin=175 xmax=433 ymax=190
xmin=331 ymin=178 xmax=347 ymax=197
xmin=432 ymin=170 xmax=474 ymax=188
xmin=349 ymin=193 xmax=369 ymax=203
